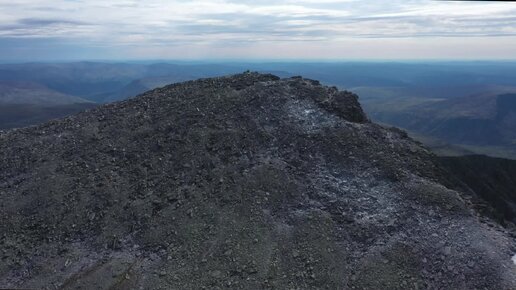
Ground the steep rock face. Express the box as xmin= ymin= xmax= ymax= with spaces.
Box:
xmin=0 ymin=73 xmax=515 ymax=289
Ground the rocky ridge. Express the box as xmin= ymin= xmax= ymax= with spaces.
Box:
xmin=0 ymin=72 xmax=515 ymax=289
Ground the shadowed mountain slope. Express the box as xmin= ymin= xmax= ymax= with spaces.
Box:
xmin=0 ymin=81 xmax=96 ymax=130
xmin=0 ymin=81 xmax=90 ymax=106
xmin=0 ymin=73 xmax=515 ymax=289
xmin=440 ymin=155 xmax=516 ymax=225
xmin=362 ymin=92 xmax=516 ymax=159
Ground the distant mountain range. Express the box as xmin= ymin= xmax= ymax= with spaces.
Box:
xmin=0 ymin=81 xmax=95 ymax=129
xmin=1 ymin=61 xmax=515 ymax=160
xmin=3 ymin=61 xmax=516 ymax=103
xmin=0 ymin=81 xmax=90 ymax=105
xmin=0 ymin=62 xmax=247 ymax=103
xmin=0 ymin=62 xmax=244 ymax=129
xmin=361 ymin=91 xmax=516 ymax=159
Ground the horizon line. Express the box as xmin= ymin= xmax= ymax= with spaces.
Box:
xmin=2 ymin=58 xmax=516 ymax=65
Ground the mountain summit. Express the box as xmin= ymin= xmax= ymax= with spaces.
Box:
xmin=0 ymin=73 xmax=515 ymax=289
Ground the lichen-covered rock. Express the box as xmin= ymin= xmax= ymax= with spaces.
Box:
xmin=0 ymin=73 xmax=515 ymax=289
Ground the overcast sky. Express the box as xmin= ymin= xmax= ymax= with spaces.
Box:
xmin=1 ymin=0 xmax=516 ymax=61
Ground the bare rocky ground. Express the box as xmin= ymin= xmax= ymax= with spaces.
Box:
xmin=0 ymin=73 xmax=515 ymax=289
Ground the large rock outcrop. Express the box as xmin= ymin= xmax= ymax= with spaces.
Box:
xmin=0 ymin=73 xmax=515 ymax=289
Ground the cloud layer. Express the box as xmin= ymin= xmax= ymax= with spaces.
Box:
xmin=1 ymin=0 xmax=516 ymax=60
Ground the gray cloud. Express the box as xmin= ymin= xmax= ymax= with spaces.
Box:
xmin=18 ymin=18 xmax=89 ymax=26
xmin=0 ymin=0 xmax=515 ymax=59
